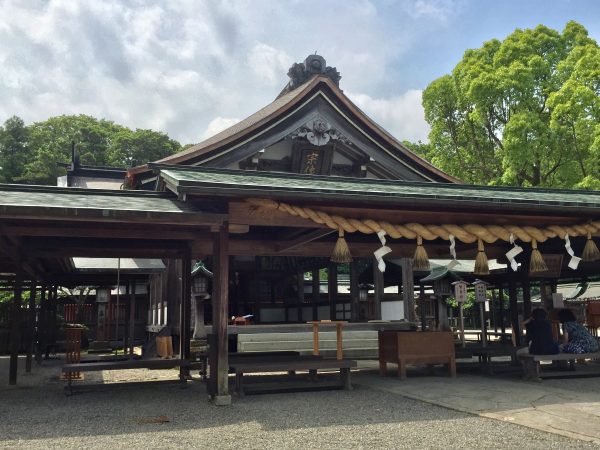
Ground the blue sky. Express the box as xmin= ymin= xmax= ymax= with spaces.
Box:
xmin=0 ymin=0 xmax=598 ymax=144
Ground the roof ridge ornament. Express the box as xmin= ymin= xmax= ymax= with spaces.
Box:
xmin=278 ymin=54 xmax=341 ymax=97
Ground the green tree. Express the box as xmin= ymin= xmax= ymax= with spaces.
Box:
xmin=23 ymin=115 xmax=127 ymax=185
xmin=0 ymin=116 xmax=31 ymax=183
xmin=423 ymin=21 xmax=600 ymax=188
xmin=107 ymin=128 xmax=181 ymax=168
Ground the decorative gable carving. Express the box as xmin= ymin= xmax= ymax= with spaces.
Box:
xmin=289 ymin=118 xmax=352 ymax=147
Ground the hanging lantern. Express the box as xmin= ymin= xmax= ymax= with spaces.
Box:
xmin=433 ymin=278 xmax=451 ymax=296
xmin=192 ymin=275 xmax=208 ymax=295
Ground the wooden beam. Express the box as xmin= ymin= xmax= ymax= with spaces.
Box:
xmin=276 ymin=229 xmax=336 ymax=253
xmin=192 ymin=238 xmax=512 ymax=259
xmin=229 ymin=200 xmax=593 ymax=228
xmin=229 ymin=201 xmax=326 ymax=228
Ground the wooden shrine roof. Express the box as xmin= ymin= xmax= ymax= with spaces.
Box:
xmin=129 ymin=75 xmax=456 ymax=183
xmin=0 ymin=183 xmax=225 ymax=225
xmin=156 ymin=165 xmax=600 ymax=216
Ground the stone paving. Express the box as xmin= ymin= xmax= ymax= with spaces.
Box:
xmin=2 ymin=355 xmax=600 ymax=448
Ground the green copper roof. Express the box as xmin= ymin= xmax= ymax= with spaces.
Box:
xmin=0 ymin=183 xmax=225 ymax=225
xmin=155 ymin=165 xmax=600 ymax=214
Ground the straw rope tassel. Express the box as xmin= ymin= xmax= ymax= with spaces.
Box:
xmin=529 ymin=239 xmax=548 ymax=273
xmin=412 ymin=235 xmax=430 ymax=271
xmin=474 ymin=239 xmax=489 ymax=275
xmin=331 ymin=229 xmax=353 ymax=263
xmin=582 ymin=232 xmax=600 ymax=262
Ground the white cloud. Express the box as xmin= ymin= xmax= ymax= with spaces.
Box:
xmin=348 ymin=89 xmax=430 ymax=142
xmin=402 ymin=0 xmax=463 ymax=22
xmin=0 ymin=0 xmax=446 ymax=147
xmin=201 ymin=117 xmax=241 ymax=141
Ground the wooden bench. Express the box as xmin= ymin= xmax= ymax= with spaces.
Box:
xmin=62 ymin=358 xmax=191 ymax=394
xmin=230 ymin=357 xmax=357 ymax=396
xmin=378 ymin=331 xmax=456 ymax=379
xmin=518 ymin=352 xmax=600 ymax=380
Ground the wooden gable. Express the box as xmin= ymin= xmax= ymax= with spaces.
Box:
xmin=128 ymin=57 xmax=458 ymax=187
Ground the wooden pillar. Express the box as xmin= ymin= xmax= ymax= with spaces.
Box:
xmin=400 ymin=258 xmax=415 ymax=322
xmin=35 ymin=286 xmax=46 ymax=365
xmin=311 ymin=269 xmax=319 ymax=321
xmin=349 ymin=261 xmax=359 ymax=322
xmin=508 ymin=278 xmax=520 ymax=346
xmin=372 ymin=258 xmax=383 ymax=320
xmin=129 ymin=280 xmax=136 ymax=357
xmin=25 ymin=281 xmax=37 ymax=373
xmin=9 ymin=270 xmax=23 ymax=385
xmin=419 ymin=284 xmax=426 ymax=331
xmin=180 ymin=246 xmax=191 ymax=377
xmin=45 ymin=285 xmax=57 ymax=360
xmin=498 ymin=286 xmax=506 ymax=337
xmin=522 ymin=279 xmax=532 ymax=318
xmin=437 ymin=295 xmax=448 ymax=331
xmin=296 ymin=269 xmax=304 ymax=322
xmin=328 ymin=263 xmax=337 ymax=320
xmin=211 ymin=224 xmax=230 ymax=405
xmin=123 ymin=281 xmax=130 ymax=352
xmin=491 ymin=289 xmax=498 ymax=333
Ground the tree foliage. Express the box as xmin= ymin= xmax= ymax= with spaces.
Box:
xmin=422 ymin=21 xmax=600 ymax=188
xmin=0 ymin=114 xmax=182 ymax=185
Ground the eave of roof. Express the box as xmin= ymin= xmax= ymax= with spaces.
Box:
xmin=0 ymin=183 xmax=226 ymax=225
xmin=129 ymin=76 xmax=457 ymax=183
xmin=154 ymin=165 xmax=600 ymax=215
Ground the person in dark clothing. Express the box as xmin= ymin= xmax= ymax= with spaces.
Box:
xmin=523 ymin=308 xmax=559 ymax=355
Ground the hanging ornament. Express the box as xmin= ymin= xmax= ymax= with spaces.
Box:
xmin=373 ymin=230 xmax=391 ymax=272
xmin=582 ymin=232 xmax=600 ymax=262
xmin=331 ymin=229 xmax=353 ymax=263
xmin=505 ymin=233 xmax=523 ymax=272
xmin=529 ymin=239 xmax=548 ymax=273
xmin=473 ymin=239 xmax=489 ymax=275
xmin=447 ymin=234 xmax=460 ymax=269
xmin=412 ymin=235 xmax=430 ymax=271
xmin=564 ymin=234 xmax=581 ymax=270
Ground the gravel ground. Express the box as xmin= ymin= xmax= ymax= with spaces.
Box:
xmin=0 ymin=357 xmax=598 ymax=450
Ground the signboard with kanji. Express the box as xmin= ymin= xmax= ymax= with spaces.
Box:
xmin=452 ymin=280 xmax=468 ymax=303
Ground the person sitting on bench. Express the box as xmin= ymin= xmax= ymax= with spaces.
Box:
xmin=558 ymin=308 xmax=599 ymax=354
xmin=522 ymin=308 xmax=559 ymax=355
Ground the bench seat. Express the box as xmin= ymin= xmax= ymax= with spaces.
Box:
xmin=230 ymin=357 xmax=357 ymax=396
xmin=62 ymin=358 xmax=191 ymax=394
xmin=518 ymin=352 xmax=600 ymax=380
